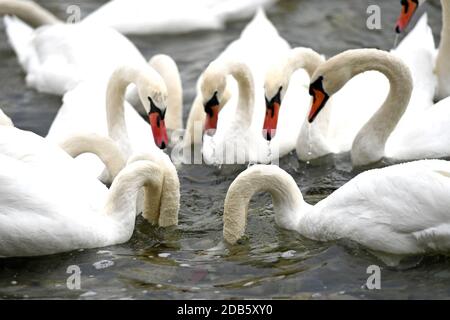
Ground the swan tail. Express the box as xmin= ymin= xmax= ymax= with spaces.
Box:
xmin=0 ymin=0 xmax=60 ymax=28
xmin=3 ymin=15 xmax=33 ymax=67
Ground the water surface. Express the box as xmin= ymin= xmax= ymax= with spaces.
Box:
xmin=0 ymin=0 xmax=449 ymax=300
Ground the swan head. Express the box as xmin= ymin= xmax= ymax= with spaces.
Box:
xmin=139 ymin=84 xmax=169 ymax=150
xmin=200 ymin=63 xmax=228 ymax=135
xmin=263 ymin=64 xmax=288 ymax=141
xmin=307 ymin=52 xmax=355 ymax=123
xmin=395 ymin=0 xmax=425 ymax=33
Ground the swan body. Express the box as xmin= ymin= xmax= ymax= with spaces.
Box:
xmin=0 ymin=157 xmax=172 ymax=258
xmin=224 ymin=163 xmax=450 ymax=265
xmin=0 ymin=126 xmax=179 ymax=257
xmin=185 ymin=9 xmax=290 ymax=164
xmin=84 ymin=0 xmax=276 ymax=35
xmin=396 ymin=0 xmax=450 ymax=100
xmin=264 ymin=14 xmax=435 ymax=162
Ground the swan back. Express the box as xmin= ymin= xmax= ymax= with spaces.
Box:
xmin=305 ymin=160 xmax=450 ymax=257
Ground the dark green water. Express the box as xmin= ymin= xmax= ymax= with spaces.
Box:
xmin=0 ymin=0 xmax=449 ymax=300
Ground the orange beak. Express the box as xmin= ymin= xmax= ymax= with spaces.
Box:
xmin=204 ymin=105 xmax=219 ymax=135
xmin=149 ymin=112 xmax=168 ymax=149
xmin=395 ymin=0 xmax=419 ymax=33
xmin=263 ymin=101 xmax=280 ymax=141
xmin=308 ymin=77 xmax=329 ymax=123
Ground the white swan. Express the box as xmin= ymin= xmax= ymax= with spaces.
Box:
xmin=0 ymin=156 xmax=177 ymax=258
xmin=199 ymin=60 xmax=273 ymax=164
xmin=83 ymin=0 xmax=276 ymax=35
xmin=264 ymin=15 xmax=436 ymax=161
xmin=308 ymin=48 xmax=450 ymax=166
xmin=223 ymin=163 xmax=450 ymax=266
xmin=396 ymin=0 xmax=450 ymax=100
xmin=0 ymin=125 xmax=180 ymax=257
xmin=47 ymin=64 xmax=175 ymax=183
xmin=0 ymin=0 xmax=182 ymax=102
xmin=184 ymin=9 xmax=290 ymax=163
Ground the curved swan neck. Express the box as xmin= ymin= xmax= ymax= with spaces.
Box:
xmin=149 ymin=55 xmax=183 ymax=131
xmin=286 ymin=48 xmax=325 ymax=79
xmin=127 ymin=153 xmax=180 ymax=227
xmin=348 ymin=50 xmax=413 ymax=166
xmin=59 ymin=134 xmax=126 ymax=180
xmin=223 ymin=165 xmax=307 ymax=244
xmin=224 ymin=61 xmax=255 ymax=130
xmin=105 ymin=161 xmax=164 ymax=231
xmin=0 ymin=0 xmax=61 ymax=27
xmin=106 ymin=66 xmax=160 ymax=154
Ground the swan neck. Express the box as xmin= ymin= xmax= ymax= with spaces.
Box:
xmin=106 ymin=67 xmax=146 ymax=156
xmin=105 ymin=161 xmax=164 ymax=230
xmin=351 ymin=51 xmax=413 ymax=165
xmin=59 ymin=134 xmax=126 ymax=180
xmin=226 ymin=62 xmax=255 ymax=129
xmin=439 ymin=0 xmax=450 ymax=50
xmin=0 ymin=0 xmax=61 ymax=27
xmin=149 ymin=56 xmax=183 ymax=131
xmin=223 ymin=166 xmax=306 ymax=244
xmin=127 ymin=154 xmax=180 ymax=227
xmin=435 ymin=0 xmax=450 ymax=99
xmin=287 ymin=48 xmax=325 ymax=79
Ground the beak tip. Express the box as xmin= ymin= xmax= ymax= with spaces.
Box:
xmin=159 ymin=141 xmax=167 ymax=150
xmin=395 ymin=24 xmax=402 ymax=34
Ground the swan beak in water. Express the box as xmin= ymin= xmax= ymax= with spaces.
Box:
xmin=308 ymin=76 xmax=329 ymax=123
xmin=148 ymin=97 xmax=168 ymax=149
xmin=395 ymin=0 xmax=419 ymax=33
xmin=204 ymin=93 xmax=220 ymax=136
xmin=263 ymin=93 xmax=281 ymax=141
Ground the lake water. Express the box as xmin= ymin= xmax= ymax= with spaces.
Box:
xmin=0 ymin=0 xmax=449 ymax=300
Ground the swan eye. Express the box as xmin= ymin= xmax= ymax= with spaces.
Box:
xmin=204 ymin=91 xmax=220 ymax=117
xmin=309 ymin=76 xmax=325 ymax=96
xmin=148 ymin=97 xmax=166 ymax=120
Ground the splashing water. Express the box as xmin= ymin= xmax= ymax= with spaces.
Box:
xmin=306 ymin=125 xmax=313 ymax=166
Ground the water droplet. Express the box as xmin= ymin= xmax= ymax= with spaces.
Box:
xmin=11 ymin=281 xmax=17 ymax=285
xmin=97 ymin=250 xmax=112 ymax=255
xmin=158 ymin=253 xmax=171 ymax=258
xmin=93 ymin=260 xmax=114 ymax=270
xmin=281 ymin=250 xmax=296 ymax=259
xmin=80 ymin=291 xmax=97 ymax=298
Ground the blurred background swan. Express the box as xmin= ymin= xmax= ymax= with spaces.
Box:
xmin=84 ymin=0 xmax=278 ymax=35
